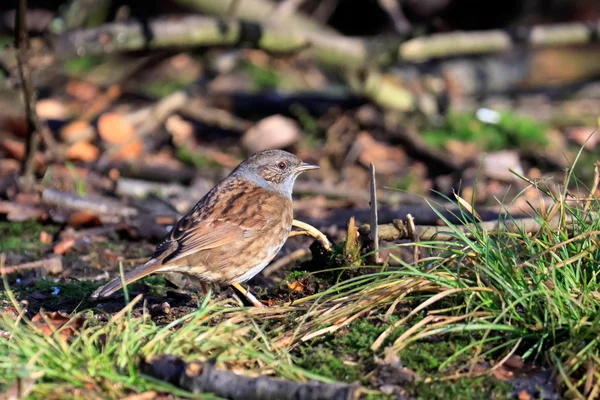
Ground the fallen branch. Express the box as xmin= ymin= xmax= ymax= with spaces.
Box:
xmin=360 ymin=213 xmax=587 ymax=243
xmin=55 ymin=15 xmax=600 ymax=65
xmin=142 ymin=355 xmax=359 ymax=400
xmin=1 ymin=256 xmax=63 ymax=275
xmin=42 ymin=188 xmax=138 ymax=218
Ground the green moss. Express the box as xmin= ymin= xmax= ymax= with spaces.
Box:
xmin=407 ymin=376 xmax=512 ymax=400
xmin=175 ymin=146 xmax=220 ymax=169
xmin=297 ymin=348 xmax=362 ymax=382
xmin=0 ymin=221 xmax=57 ymax=253
xmin=143 ymin=79 xmax=190 ymax=99
xmin=63 ymin=56 xmax=105 ymax=75
xmin=239 ymin=61 xmax=281 ymax=90
xmin=399 ymin=341 xmax=471 ymax=374
xmin=422 ymin=111 xmax=548 ymax=151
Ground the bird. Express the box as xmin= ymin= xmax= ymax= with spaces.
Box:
xmin=90 ymin=149 xmax=319 ymax=307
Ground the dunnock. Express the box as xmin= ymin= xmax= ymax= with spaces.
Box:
xmin=91 ymin=149 xmax=319 ymax=307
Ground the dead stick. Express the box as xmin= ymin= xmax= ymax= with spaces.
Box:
xmin=142 ymin=355 xmax=359 ymax=400
xmin=361 ymin=213 xmax=588 ymax=242
xmin=42 ymin=188 xmax=138 ymax=217
xmin=368 ymin=163 xmax=381 ymax=264
xmin=292 ymin=220 xmax=332 ymax=251
xmin=1 ymin=256 xmax=63 ymax=275
xmin=15 ymin=0 xmax=41 ymax=187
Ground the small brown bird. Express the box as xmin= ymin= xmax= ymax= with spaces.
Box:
xmin=91 ymin=149 xmax=318 ymax=307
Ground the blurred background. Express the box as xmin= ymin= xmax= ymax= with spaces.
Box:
xmin=1 ymin=0 xmax=600 ymax=277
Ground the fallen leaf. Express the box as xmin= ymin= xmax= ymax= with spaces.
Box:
xmin=39 ymin=231 xmax=52 ymax=244
xmin=54 ymin=238 xmax=75 ymax=255
xmin=67 ymin=210 xmax=101 ymax=227
xmin=355 ymin=132 xmax=406 ymax=174
xmin=517 ymin=390 xmax=532 ymax=400
xmin=287 ymin=281 xmax=304 ymax=292
xmin=504 ymin=355 xmax=525 ymax=369
xmin=98 ymin=112 xmax=135 ymax=144
xmin=60 ymin=120 xmax=95 ymax=143
xmin=31 ymin=311 xmax=83 ymax=341
xmin=65 ymin=142 xmax=99 ymax=162
xmin=36 ymin=99 xmax=69 ymax=120
xmin=242 ymin=115 xmax=301 ymax=153
xmin=110 ymin=139 xmax=143 ymax=161
xmin=491 ymin=365 xmax=513 ymax=380
xmin=1 ymin=138 xmax=44 ymax=167
xmin=122 ymin=392 xmax=166 ymax=400
xmin=66 ymin=80 xmax=100 ymax=102
xmin=166 ymin=114 xmax=194 ymax=145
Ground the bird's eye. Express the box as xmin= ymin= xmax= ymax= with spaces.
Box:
xmin=277 ymin=161 xmax=287 ymax=170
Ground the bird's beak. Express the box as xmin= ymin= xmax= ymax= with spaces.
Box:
xmin=293 ymin=162 xmax=319 ymax=173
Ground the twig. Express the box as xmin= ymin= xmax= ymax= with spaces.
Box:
xmin=1 ymin=256 xmax=63 ymax=275
xmin=42 ymin=188 xmax=138 ymax=217
xmin=406 ymin=214 xmax=420 ymax=262
xmin=291 ymin=220 xmax=332 ymax=251
xmin=377 ymin=0 xmax=412 ymax=35
xmin=14 ymin=0 xmax=41 ymax=188
xmin=368 ymin=164 xmax=381 ymax=264
xmin=262 ymin=248 xmax=311 ymax=278
xmin=360 ymin=212 xmax=589 ymax=243
xmin=142 ymin=355 xmax=359 ymax=400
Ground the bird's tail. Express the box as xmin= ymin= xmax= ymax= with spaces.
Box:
xmin=90 ymin=258 xmax=164 ymax=299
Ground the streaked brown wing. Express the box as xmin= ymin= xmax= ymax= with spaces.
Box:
xmin=152 ymin=178 xmax=287 ymax=265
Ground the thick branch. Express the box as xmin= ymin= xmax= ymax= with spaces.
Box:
xmin=142 ymin=355 xmax=359 ymax=400
xmin=55 ymin=16 xmax=600 ymax=65
xmin=360 ymin=213 xmax=584 ymax=242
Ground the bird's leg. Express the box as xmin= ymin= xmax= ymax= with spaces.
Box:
xmin=231 ymin=282 xmax=265 ymax=308
xmin=291 ymin=220 xmax=332 ymax=251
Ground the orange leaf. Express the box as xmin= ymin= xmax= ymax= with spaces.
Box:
xmin=54 ymin=238 xmax=75 ymax=255
xmin=111 ymin=139 xmax=143 ymax=161
xmin=67 ymin=210 xmax=101 ymax=227
xmin=39 ymin=231 xmax=52 ymax=244
xmin=60 ymin=120 xmax=95 ymax=143
xmin=517 ymin=390 xmax=531 ymax=400
xmin=66 ymin=80 xmax=99 ymax=102
xmin=287 ymin=281 xmax=304 ymax=292
xmin=98 ymin=113 xmax=134 ymax=144
xmin=31 ymin=311 xmax=83 ymax=341
xmin=65 ymin=142 xmax=99 ymax=162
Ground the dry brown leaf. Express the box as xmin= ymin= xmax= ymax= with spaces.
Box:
xmin=165 ymin=114 xmax=194 ymax=145
xmin=39 ymin=231 xmax=53 ymax=244
xmin=66 ymin=80 xmax=100 ymax=102
xmin=504 ymin=355 xmax=525 ymax=369
xmin=36 ymin=99 xmax=70 ymax=120
xmin=98 ymin=112 xmax=135 ymax=144
xmin=65 ymin=141 xmax=99 ymax=162
xmin=60 ymin=120 xmax=95 ymax=143
xmin=31 ymin=311 xmax=84 ymax=341
xmin=67 ymin=210 xmax=102 ymax=227
xmin=122 ymin=392 xmax=169 ymax=400
xmin=54 ymin=238 xmax=75 ymax=255
xmin=355 ymin=132 xmax=406 ymax=174
xmin=1 ymin=138 xmax=44 ymax=167
xmin=242 ymin=115 xmax=301 ymax=153
xmin=517 ymin=390 xmax=532 ymax=400
xmin=111 ymin=139 xmax=143 ymax=161
xmin=287 ymin=281 xmax=304 ymax=292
